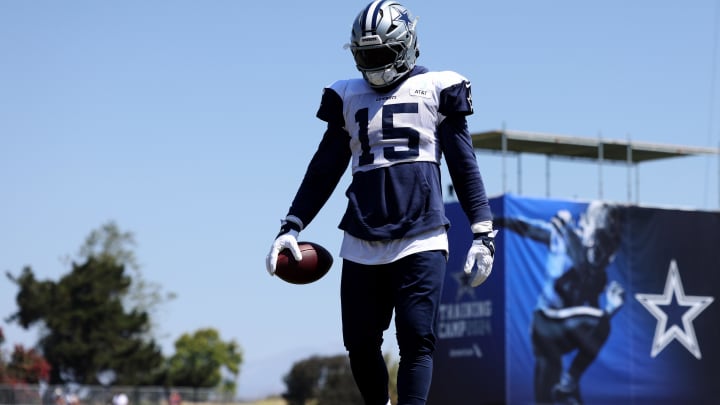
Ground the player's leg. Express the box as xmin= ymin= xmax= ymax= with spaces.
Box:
xmin=531 ymin=311 xmax=566 ymax=403
xmin=566 ymin=314 xmax=610 ymax=376
xmin=391 ymin=250 xmax=446 ymax=405
xmin=341 ymin=259 xmax=394 ymax=405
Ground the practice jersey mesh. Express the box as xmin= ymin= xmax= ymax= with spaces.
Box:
xmin=319 ymin=69 xmax=473 ymax=174
xmin=313 ymin=67 xmax=485 ymax=243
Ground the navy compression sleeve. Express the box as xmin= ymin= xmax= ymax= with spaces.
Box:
xmin=438 ymin=115 xmax=492 ymax=224
xmin=286 ymin=125 xmax=351 ymax=228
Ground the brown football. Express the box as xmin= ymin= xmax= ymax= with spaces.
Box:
xmin=275 ymin=241 xmax=333 ymax=284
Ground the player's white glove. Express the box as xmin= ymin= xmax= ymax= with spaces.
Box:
xmin=551 ymin=210 xmax=573 ymax=227
xmin=464 ymin=226 xmax=498 ymax=287
xmin=265 ymin=217 xmax=303 ymax=276
xmin=604 ymin=280 xmax=625 ymax=316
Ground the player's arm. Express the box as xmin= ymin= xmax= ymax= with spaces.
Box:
xmin=440 ymin=114 xmax=496 ymax=288
xmin=437 ymin=80 xmax=494 ymax=286
xmin=437 ymin=78 xmax=490 ymax=225
xmin=285 ymin=124 xmax=351 ymax=229
xmin=284 ymin=87 xmax=351 ymax=230
xmin=496 ymin=216 xmax=552 ymax=245
xmin=267 ymin=88 xmax=350 ymax=276
xmin=551 ymin=211 xmax=585 ymax=263
xmin=438 ymin=114 xmax=491 ymax=224
xmin=268 ymin=125 xmax=349 ymax=277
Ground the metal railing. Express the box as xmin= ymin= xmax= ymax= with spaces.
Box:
xmin=0 ymin=384 xmax=239 ymax=405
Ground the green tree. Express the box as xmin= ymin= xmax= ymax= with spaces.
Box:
xmin=74 ymin=221 xmax=175 ymax=339
xmin=6 ymin=222 xmax=173 ymax=384
xmin=315 ymin=355 xmax=362 ymax=405
xmin=6 ymin=259 xmax=164 ymax=384
xmin=283 ymin=356 xmax=323 ymax=405
xmin=283 ymin=354 xmax=363 ymax=405
xmin=167 ymin=328 xmax=242 ymax=396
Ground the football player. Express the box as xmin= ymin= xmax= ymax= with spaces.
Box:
xmin=266 ymin=1 xmax=495 ymax=403
xmin=499 ymin=202 xmax=624 ymax=404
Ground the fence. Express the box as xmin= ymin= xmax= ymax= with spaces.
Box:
xmin=0 ymin=384 xmax=239 ymax=405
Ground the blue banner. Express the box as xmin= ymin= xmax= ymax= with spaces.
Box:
xmin=428 ymin=197 xmax=506 ymax=404
xmin=430 ymin=194 xmax=720 ymax=404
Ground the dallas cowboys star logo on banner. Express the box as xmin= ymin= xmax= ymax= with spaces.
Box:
xmin=451 ymin=269 xmax=476 ymax=301
xmin=635 ymin=259 xmax=715 ymax=359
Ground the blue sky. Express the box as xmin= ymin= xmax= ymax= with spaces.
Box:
xmin=1 ymin=0 xmax=719 ymax=400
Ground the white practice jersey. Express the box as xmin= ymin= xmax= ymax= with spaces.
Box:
xmin=326 ymin=70 xmax=472 ymax=173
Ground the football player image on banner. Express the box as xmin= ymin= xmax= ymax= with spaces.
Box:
xmin=499 ymin=195 xmax=720 ymax=404
xmin=431 ymin=194 xmax=719 ymax=404
xmin=499 ymin=200 xmax=625 ymax=404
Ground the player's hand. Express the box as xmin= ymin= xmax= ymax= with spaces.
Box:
xmin=604 ymin=280 xmax=625 ymax=316
xmin=464 ymin=230 xmax=498 ymax=287
xmin=550 ymin=210 xmax=574 ymax=236
xmin=266 ymin=229 xmax=302 ymax=276
xmin=553 ymin=209 xmax=572 ymax=224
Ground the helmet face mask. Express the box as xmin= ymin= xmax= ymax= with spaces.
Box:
xmin=350 ymin=1 xmax=419 ymax=88
xmin=352 ymin=42 xmax=406 ymax=70
xmin=364 ymin=66 xmax=402 ymax=87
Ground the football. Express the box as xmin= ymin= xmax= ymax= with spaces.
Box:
xmin=275 ymin=241 xmax=334 ymax=284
